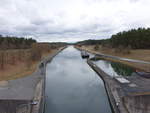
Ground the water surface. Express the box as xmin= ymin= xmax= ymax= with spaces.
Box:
xmin=45 ymin=46 xmax=112 ymax=113
xmin=93 ymin=59 xmax=135 ymax=77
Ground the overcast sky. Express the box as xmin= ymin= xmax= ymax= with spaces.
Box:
xmin=0 ymin=0 xmax=150 ymax=42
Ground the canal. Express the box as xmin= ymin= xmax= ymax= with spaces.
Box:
xmin=92 ymin=59 xmax=135 ymax=77
xmin=45 ymin=46 xmax=112 ymax=113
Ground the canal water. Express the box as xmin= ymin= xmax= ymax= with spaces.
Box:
xmin=93 ymin=59 xmax=135 ymax=77
xmin=45 ymin=46 xmax=112 ymax=113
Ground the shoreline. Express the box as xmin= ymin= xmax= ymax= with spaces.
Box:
xmin=76 ymin=46 xmax=119 ymax=113
xmin=32 ymin=46 xmax=67 ymax=113
xmin=77 ymin=45 xmax=150 ymax=113
xmin=0 ymin=46 xmax=67 ymax=113
xmin=76 ymin=46 xmax=150 ymax=72
xmin=87 ymin=58 xmax=150 ymax=113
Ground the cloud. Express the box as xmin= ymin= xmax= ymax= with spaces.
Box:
xmin=0 ymin=0 xmax=150 ymax=42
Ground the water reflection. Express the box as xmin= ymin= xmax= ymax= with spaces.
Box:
xmin=93 ymin=59 xmax=135 ymax=77
xmin=111 ymin=62 xmax=135 ymax=76
xmin=45 ymin=46 xmax=112 ymax=113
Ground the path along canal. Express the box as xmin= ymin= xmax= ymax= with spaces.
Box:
xmin=45 ymin=46 xmax=112 ymax=113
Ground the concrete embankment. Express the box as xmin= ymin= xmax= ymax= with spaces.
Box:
xmin=0 ymin=46 xmax=66 ymax=113
xmin=31 ymin=46 xmax=67 ymax=113
xmin=76 ymin=47 xmax=121 ymax=112
xmin=87 ymin=59 xmax=150 ymax=113
xmin=76 ymin=46 xmax=150 ymax=113
xmin=87 ymin=60 xmax=128 ymax=113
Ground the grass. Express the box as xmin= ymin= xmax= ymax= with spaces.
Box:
xmin=0 ymin=62 xmax=36 ymax=81
xmin=79 ymin=45 xmax=150 ymax=72
xmin=0 ymin=48 xmax=60 ymax=81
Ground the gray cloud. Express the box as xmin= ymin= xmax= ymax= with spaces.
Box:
xmin=0 ymin=0 xmax=150 ymax=42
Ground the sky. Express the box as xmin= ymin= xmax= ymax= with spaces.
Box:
xmin=0 ymin=0 xmax=150 ymax=42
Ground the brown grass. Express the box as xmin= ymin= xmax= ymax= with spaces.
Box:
xmin=79 ymin=45 xmax=150 ymax=72
xmin=0 ymin=62 xmax=36 ymax=81
xmin=0 ymin=48 xmax=60 ymax=81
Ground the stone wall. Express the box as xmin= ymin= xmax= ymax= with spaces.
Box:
xmin=0 ymin=100 xmax=31 ymax=113
xmin=123 ymin=95 xmax=150 ymax=113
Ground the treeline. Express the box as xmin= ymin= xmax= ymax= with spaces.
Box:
xmin=0 ymin=35 xmax=36 ymax=50
xmin=110 ymin=28 xmax=150 ymax=49
xmin=0 ymin=36 xmax=66 ymax=70
xmin=0 ymin=43 xmax=66 ymax=70
xmin=76 ymin=39 xmax=105 ymax=45
xmin=76 ymin=28 xmax=150 ymax=49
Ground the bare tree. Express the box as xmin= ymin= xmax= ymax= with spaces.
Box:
xmin=0 ymin=51 xmax=5 ymax=70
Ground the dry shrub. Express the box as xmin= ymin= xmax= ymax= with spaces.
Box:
xmin=114 ymin=45 xmax=123 ymax=53
xmin=123 ymin=46 xmax=131 ymax=54
xmin=29 ymin=43 xmax=42 ymax=62
xmin=78 ymin=45 xmax=82 ymax=47
xmin=114 ymin=45 xmax=131 ymax=54
xmin=101 ymin=45 xmax=109 ymax=51
xmin=50 ymin=44 xmax=58 ymax=49
xmin=0 ymin=51 xmax=5 ymax=70
xmin=0 ymin=49 xmax=31 ymax=70
xmin=94 ymin=44 xmax=100 ymax=51
xmin=35 ymin=43 xmax=54 ymax=54
xmin=0 ymin=43 xmax=62 ymax=71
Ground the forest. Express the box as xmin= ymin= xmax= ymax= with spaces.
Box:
xmin=76 ymin=39 xmax=105 ymax=45
xmin=77 ymin=28 xmax=150 ymax=49
xmin=0 ymin=36 xmax=66 ymax=80
xmin=110 ymin=28 xmax=150 ymax=49
xmin=0 ymin=35 xmax=36 ymax=50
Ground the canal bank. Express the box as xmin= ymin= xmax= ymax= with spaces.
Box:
xmin=0 ymin=46 xmax=66 ymax=113
xmin=87 ymin=60 xmax=128 ymax=113
xmin=45 ymin=46 xmax=112 ymax=113
xmin=87 ymin=57 xmax=150 ymax=113
xmin=77 ymin=46 xmax=150 ymax=113
xmin=31 ymin=46 xmax=67 ymax=113
xmin=76 ymin=46 xmax=150 ymax=72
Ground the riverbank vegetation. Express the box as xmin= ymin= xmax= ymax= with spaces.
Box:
xmin=77 ymin=27 xmax=150 ymax=49
xmin=0 ymin=36 xmax=66 ymax=80
xmin=76 ymin=27 xmax=150 ymax=72
xmin=76 ymin=27 xmax=150 ymax=57
xmin=0 ymin=35 xmax=36 ymax=49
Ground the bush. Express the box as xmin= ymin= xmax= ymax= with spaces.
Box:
xmin=94 ymin=44 xmax=99 ymax=50
xmin=114 ymin=45 xmax=131 ymax=54
xmin=0 ymin=51 xmax=5 ymax=70
xmin=123 ymin=45 xmax=131 ymax=54
xmin=30 ymin=43 xmax=42 ymax=62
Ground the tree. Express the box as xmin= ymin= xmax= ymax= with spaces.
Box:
xmin=0 ymin=52 xmax=5 ymax=70
xmin=94 ymin=44 xmax=100 ymax=50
